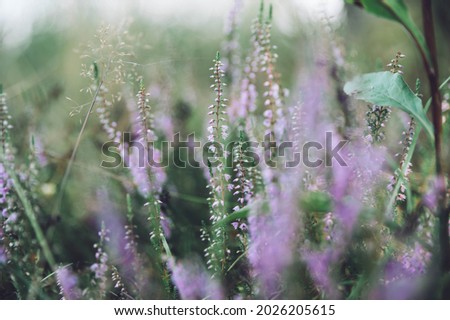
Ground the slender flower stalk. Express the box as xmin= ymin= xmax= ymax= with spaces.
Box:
xmin=111 ymin=265 xmax=131 ymax=299
xmin=90 ymin=222 xmax=110 ymax=299
xmin=222 ymin=0 xmax=243 ymax=85
xmin=96 ymin=85 xmax=121 ymax=144
xmin=0 ymin=91 xmax=13 ymax=162
xmin=384 ymin=52 xmax=417 ymax=205
xmin=129 ymin=83 xmax=166 ymax=196
xmin=234 ymin=2 xmax=265 ymax=119
xmin=232 ymin=132 xmax=254 ymax=212
xmin=54 ymin=24 xmax=138 ymax=216
xmin=205 ymin=52 xmax=232 ymax=278
xmin=134 ymin=82 xmax=172 ymax=295
xmin=365 ymin=52 xmax=405 ymax=144
xmin=387 ymin=118 xmax=416 ymax=203
xmin=122 ymin=194 xmax=146 ymax=297
xmin=387 ymin=52 xmax=405 ymax=74
xmin=260 ymin=5 xmax=284 ymax=138
xmin=0 ymin=91 xmax=13 ymax=219
xmin=0 ymin=90 xmax=16 ymax=266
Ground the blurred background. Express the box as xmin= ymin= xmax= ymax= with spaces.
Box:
xmin=0 ymin=0 xmax=449 ymax=289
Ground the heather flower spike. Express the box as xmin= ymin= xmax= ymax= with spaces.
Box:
xmin=169 ymin=258 xmax=223 ymax=299
xmin=387 ymin=52 xmax=405 ymax=75
xmin=388 ymin=117 xmax=416 ymax=203
xmin=204 ymin=51 xmax=232 ymax=278
xmin=133 ymin=81 xmax=173 ymax=294
xmin=365 ymin=105 xmax=391 ymax=143
xmin=260 ymin=3 xmax=284 ymax=139
xmin=232 ymin=131 xmax=254 ymax=210
xmin=0 ymin=90 xmax=15 ymax=265
xmin=56 ymin=267 xmax=81 ymax=300
xmin=90 ymin=222 xmax=110 ymax=299
xmin=382 ymin=52 xmax=416 ymax=204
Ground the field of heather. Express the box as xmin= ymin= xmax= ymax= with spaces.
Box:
xmin=0 ymin=0 xmax=449 ymax=300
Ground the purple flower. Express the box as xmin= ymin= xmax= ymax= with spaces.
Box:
xmin=96 ymin=189 xmax=151 ymax=297
xmin=56 ymin=267 xmax=81 ymax=300
xmin=0 ymin=247 xmax=6 ymax=264
xmin=32 ymin=136 xmax=48 ymax=167
xmin=423 ymin=176 xmax=446 ymax=212
xmin=370 ymin=257 xmax=426 ymax=299
xmin=125 ymin=88 xmax=166 ymax=197
xmin=0 ymin=227 xmax=6 ymax=264
xmin=302 ymin=249 xmax=339 ymax=298
xmin=169 ymin=258 xmax=223 ymax=299
xmin=0 ymin=163 xmax=12 ymax=209
xmin=125 ymin=141 xmax=166 ymax=198
xmin=90 ymin=201 xmax=111 ymax=299
xmin=302 ymin=138 xmax=385 ymax=298
xmin=248 ymin=173 xmax=299 ymax=298
xmin=397 ymin=243 xmax=431 ymax=278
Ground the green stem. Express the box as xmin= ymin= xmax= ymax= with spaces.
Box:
xmin=51 ymin=80 xmax=103 ymax=217
xmin=385 ymin=75 xmax=450 ymax=216
xmin=3 ymin=160 xmax=57 ymax=270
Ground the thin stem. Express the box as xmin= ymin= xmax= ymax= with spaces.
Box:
xmin=385 ymin=76 xmax=450 ymax=216
xmin=422 ymin=0 xmax=442 ymax=176
xmin=2 ymin=155 xmax=57 ymax=270
xmin=422 ymin=0 xmax=449 ymax=274
xmin=51 ymin=80 xmax=103 ymax=217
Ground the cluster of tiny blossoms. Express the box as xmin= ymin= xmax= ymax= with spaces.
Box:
xmin=56 ymin=267 xmax=81 ymax=300
xmin=235 ymin=4 xmax=265 ymax=119
xmin=133 ymin=84 xmax=171 ymax=294
xmin=90 ymin=223 xmax=110 ymax=299
xmin=365 ymin=104 xmax=391 ymax=143
xmin=111 ymin=265 xmax=131 ymax=299
xmin=130 ymin=84 xmax=166 ymax=196
xmin=387 ymin=118 xmax=415 ymax=202
xmin=96 ymin=85 xmax=121 ymax=144
xmin=387 ymin=51 xmax=405 ymax=74
xmin=207 ymin=52 xmax=231 ymax=221
xmin=232 ymin=133 xmax=254 ymax=212
xmin=0 ymin=92 xmax=13 ymax=213
xmin=0 ymin=91 xmax=15 ymax=264
xmin=221 ymin=0 xmax=243 ymax=86
xmin=204 ymin=53 xmax=234 ymax=277
xmin=260 ymin=6 xmax=284 ymax=137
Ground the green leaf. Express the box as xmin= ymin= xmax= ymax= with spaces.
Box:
xmin=347 ymin=0 xmax=431 ymax=65
xmin=345 ymin=0 xmax=362 ymax=5
xmin=213 ymin=205 xmax=250 ymax=229
xmin=344 ymin=71 xmax=434 ymax=140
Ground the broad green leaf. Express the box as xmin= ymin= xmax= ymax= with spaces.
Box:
xmin=344 ymin=71 xmax=434 ymax=140
xmin=360 ymin=0 xmax=397 ymax=21
xmin=346 ymin=0 xmax=431 ymax=65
